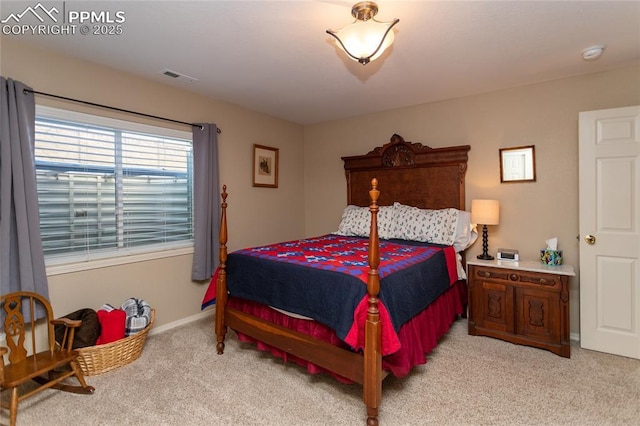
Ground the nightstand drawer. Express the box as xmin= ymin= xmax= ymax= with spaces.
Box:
xmin=472 ymin=266 xmax=560 ymax=289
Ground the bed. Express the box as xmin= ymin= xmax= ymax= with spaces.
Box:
xmin=203 ymin=134 xmax=472 ymax=425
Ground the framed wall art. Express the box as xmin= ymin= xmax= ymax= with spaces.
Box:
xmin=499 ymin=145 xmax=536 ymax=183
xmin=253 ymin=144 xmax=279 ymax=188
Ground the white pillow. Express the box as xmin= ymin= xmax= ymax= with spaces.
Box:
xmin=389 ymin=203 xmax=419 ymax=240
xmin=453 ymin=210 xmax=478 ymax=252
xmin=392 ymin=202 xmax=459 ymax=245
xmin=335 ymin=203 xmax=478 ymax=250
xmin=335 ymin=205 xmax=394 ymax=239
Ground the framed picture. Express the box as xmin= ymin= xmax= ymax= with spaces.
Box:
xmin=253 ymin=144 xmax=279 ymax=188
xmin=499 ymin=145 xmax=536 ymax=183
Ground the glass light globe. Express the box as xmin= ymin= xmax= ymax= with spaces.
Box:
xmin=333 ymin=19 xmax=396 ymax=64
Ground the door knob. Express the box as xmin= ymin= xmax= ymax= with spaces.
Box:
xmin=584 ymin=235 xmax=596 ymax=245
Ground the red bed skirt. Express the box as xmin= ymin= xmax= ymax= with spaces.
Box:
xmin=227 ymin=280 xmax=467 ymax=383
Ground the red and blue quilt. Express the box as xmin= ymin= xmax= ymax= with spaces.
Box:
xmin=201 ymin=234 xmax=458 ymax=355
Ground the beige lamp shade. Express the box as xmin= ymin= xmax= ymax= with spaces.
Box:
xmin=471 ymin=199 xmax=500 ymax=225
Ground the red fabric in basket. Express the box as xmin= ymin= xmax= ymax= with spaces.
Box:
xmin=96 ymin=309 xmax=126 ymax=345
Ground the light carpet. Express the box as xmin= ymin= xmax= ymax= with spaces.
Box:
xmin=3 ymin=315 xmax=640 ymax=425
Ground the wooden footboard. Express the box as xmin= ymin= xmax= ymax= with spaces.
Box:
xmin=215 ymin=179 xmax=383 ymax=426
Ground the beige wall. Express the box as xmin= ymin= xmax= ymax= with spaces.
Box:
xmin=3 ymin=37 xmax=640 ymax=338
xmin=1 ymin=39 xmax=305 ymax=329
xmin=303 ymin=63 xmax=640 ymax=335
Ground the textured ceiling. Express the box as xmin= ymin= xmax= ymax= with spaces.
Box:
xmin=1 ymin=0 xmax=639 ymax=124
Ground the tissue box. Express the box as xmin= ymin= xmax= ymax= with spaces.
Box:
xmin=540 ymin=249 xmax=563 ymax=265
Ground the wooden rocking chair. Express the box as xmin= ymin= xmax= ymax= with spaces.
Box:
xmin=1 ymin=291 xmax=95 ymax=426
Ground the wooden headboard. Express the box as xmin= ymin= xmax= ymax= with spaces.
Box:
xmin=342 ymin=134 xmax=470 ymax=210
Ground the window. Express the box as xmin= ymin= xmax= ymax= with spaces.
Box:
xmin=35 ymin=106 xmax=193 ymax=263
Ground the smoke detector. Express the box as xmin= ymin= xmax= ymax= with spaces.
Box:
xmin=582 ymin=45 xmax=605 ymax=61
xmin=160 ymin=69 xmax=198 ymax=84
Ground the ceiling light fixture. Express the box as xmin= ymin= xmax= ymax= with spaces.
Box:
xmin=581 ymin=45 xmax=605 ymax=61
xmin=326 ymin=1 xmax=399 ymax=65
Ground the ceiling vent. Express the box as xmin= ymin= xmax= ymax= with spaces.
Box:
xmin=161 ymin=69 xmax=198 ymax=84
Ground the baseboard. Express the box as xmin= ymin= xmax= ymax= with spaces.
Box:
xmin=570 ymin=332 xmax=580 ymax=343
xmin=148 ymin=308 xmax=214 ymax=336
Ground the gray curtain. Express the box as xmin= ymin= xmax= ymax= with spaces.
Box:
xmin=0 ymin=77 xmax=49 ymax=299
xmin=191 ymin=123 xmax=220 ymax=280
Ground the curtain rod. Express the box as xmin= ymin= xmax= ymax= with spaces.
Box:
xmin=23 ymin=88 xmax=221 ymax=134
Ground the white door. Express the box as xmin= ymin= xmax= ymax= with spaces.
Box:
xmin=579 ymin=105 xmax=640 ymax=359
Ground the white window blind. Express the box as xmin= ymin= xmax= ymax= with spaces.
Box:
xmin=34 ymin=107 xmax=193 ymax=262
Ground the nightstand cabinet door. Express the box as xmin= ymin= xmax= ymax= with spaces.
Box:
xmin=476 ymin=281 xmax=515 ymax=334
xmin=468 ymin=263 xmax=571 ymax=358
xmin=516 ymin=287 xmax=560 ymax=343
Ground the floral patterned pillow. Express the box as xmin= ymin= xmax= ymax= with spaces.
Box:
xmin=335 ymin=205 xmax=394 ymax=239
xmin=392 ymin=202 xmax=459 ymax=245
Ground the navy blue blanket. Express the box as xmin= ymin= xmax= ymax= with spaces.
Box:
xmin=203 ymin=235 xmax=456 ymax=355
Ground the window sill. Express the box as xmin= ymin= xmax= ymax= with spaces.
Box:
xmin=45 ymin=245 xmax=194 ymax=276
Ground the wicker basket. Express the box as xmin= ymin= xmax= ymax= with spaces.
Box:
xmin=74 ymin=308 xmax=155 ymax=376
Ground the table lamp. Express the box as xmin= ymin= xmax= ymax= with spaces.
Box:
xmin=471 ymin=199 xmax=500 ymax=260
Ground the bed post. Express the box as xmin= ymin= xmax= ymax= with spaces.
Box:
xmin=364 ymin=178 xmax=382 ymax=426
xmin=216 ymin=185 xmax=229 ymax=355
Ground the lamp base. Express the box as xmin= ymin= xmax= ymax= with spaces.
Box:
xmin=477 ymin=253 xmax=495 ymax=260
xmin=478 ymin=224 xmax=494 ymax=260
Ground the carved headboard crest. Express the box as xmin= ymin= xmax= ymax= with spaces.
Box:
xmin=367 ymin=134 xmax=434 ymax=168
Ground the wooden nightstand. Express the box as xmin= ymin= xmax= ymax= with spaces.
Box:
xmin=467 ymin=259 xmax=575 ymax=358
